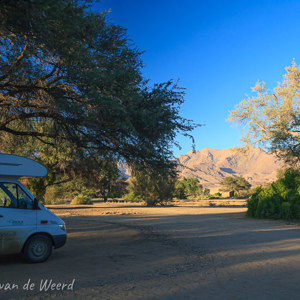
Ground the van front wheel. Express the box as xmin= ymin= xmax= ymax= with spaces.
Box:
xmin=22 ymin=235 xmax=53 ymax=263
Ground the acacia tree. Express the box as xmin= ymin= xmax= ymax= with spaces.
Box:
xmin=97 ymin=161 xmax=120 ymax=202
xmin=127 ymin=162 xmax=178 ymax=206
xmin=229 ymin=62 xmax=300 ymax=164
xmin=0 ymin=1 xmax=197 ymax=192
xmin=219 ymin=176 xmax=251 ymax=197
xmin=174 ymin=177 xmax=203 ymax=199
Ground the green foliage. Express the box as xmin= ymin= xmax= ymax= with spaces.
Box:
xmin=0 ymin=0 xmax=198 ymax=183
xmin=174 ymin=177 xmax=203 ymax=199
xmin=26 ymin=178 xmax=47 ymax=203
xmin=247 ymin=168 xmax=300 ymax=220
xmin=109 ymin=180 xmax=128 ymax=198
xmin=201 ymin=188 xmax=211 ymax=199
xmin=276 ymin=168 xmax=300 ymax=189
xmin=63 ymin=178 xmax=97 ymax=199
xmin=44 ymin=185 xmax=65 ymax=205
xmin=70 ymin=194 xmax=93 ymax=205
xmin=123 ymin=192 xmax=143 ymax=202
xmin=43 ymin=177 xmax=97 ymax=205
xmin=97 ymin=161 xmax=120 ymax=201
xmin=219 ymin=176 xmax=251 ymax=197
xmin=209 ymin=192 xmax=222 ymax=199
xmin=174 ymin=180 xmax=187 ymax=199
xmin=128 ymin=163 xmax=177 ymax=206
xmin=192 ymin=187 xmax=211 ymax=199
xmin=26 ymin=166 xmax=57 ymax=203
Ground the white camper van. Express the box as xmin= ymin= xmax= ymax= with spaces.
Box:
xmin=0 ymin=154 xmax=66 ymax=263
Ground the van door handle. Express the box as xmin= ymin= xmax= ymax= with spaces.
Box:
xmin=0 ymin=215 xmax=3 ymax=218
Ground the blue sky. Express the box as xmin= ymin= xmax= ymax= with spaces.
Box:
xmin=93 ymin=0 xmax=300 ymax=157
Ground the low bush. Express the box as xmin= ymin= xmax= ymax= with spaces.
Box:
xmin=209 ymin=192 xmax=222 ymax=199
xmin=123 ymin=192 xmax=143 ymax=202
xmin=44 ymin=185 xmax=66 ymax=205
xmin=194 ymin=188 xmax=211 ymax=200
xmin=247 ymin=168 xmax=300 ymax=220
xmin=70 ymin=194 xmax=93 ymax=205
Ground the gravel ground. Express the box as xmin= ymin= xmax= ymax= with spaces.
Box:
xmin=1 ymin=202 xmax=300 ymax=300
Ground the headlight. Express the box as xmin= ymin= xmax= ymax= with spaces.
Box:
xmin=59 ymin=224 xmax=66 ymax=232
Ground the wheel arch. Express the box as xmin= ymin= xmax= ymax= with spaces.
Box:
xmin=22 ymin=232 xmax=54 ymax=252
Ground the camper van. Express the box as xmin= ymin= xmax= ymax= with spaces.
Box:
xmin=0 ymin=154 xmax=66 ymax=263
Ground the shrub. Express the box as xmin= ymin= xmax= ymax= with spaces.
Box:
xmin=246 ymin=168 xmax=300 ymax=220
xmin=64 ymin=179 xmax=97 ymax=199
xmin=127 ymin=164 xmax=177 ymax=206
xmin=70 ymin=194 xmax=93 ymax=205
xmin=174 ymin=178 xmax=203 ymax=199
xmin=44 ymin=185 xmax=66 ymax=205
xmin=196 ymin=188 xmax=211 ymax=199
xmin=246 ymin=186 xmax=262 ymax=217
xmin=219 ymin=176 xmax=251 ymax=197
xmin=280 ymin=202 xmax=292 ymax=220
xmin=209 ymin=192 xmax=222 ymax=199
xmin=256 ymin=192 xmax=282 ymax=219
xmin=277 ymin=168 xmax=300 ymax=189
xmin=123 ymin=192 xmax=143 ymax=202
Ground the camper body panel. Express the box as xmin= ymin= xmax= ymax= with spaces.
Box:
xmin=0 ymin=178 xmax=66 ymax=260
xmin=0 ymin=207 xmax=37 ymax=254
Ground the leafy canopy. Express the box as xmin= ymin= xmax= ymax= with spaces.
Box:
xmin=247 ymin=168 xmax=300 ymax=220
xmin=174 ymin=177 xmax=203 ymax=199
xmin=127 ymin=162 xmax=178 ymax=206
xmin=0 ymin=0 xmax=197 ymax=172
xmin=229 ymin=61 xmax=300 ymax=164
xmin=219 ymin=176 xmax=251 ymax=194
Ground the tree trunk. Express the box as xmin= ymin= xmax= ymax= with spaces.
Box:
xmin=103 ymin=192 xmax=107 ymax=202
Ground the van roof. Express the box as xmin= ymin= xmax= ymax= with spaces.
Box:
xmin=0 ymin=154 xmax=48 ymax=178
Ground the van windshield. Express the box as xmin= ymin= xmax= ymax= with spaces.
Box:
xmin=0 ymin=183 xmax=33 ymax=209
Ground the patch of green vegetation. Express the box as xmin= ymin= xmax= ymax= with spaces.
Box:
xmin=70 ymin=194 xmax=93 ymax=205
xmin=44 ymin=185 xmax=66 ymax=205
xmin=123 ymin=192 xmax=143 ymax=202
xmin=247 ymin=168 xmax=300 ymax=220
xmin=209 ymin=192 xmax=222 ymax=199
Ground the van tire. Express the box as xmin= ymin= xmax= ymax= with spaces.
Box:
xmin=22 ymin=234 xmax=53 ymax=263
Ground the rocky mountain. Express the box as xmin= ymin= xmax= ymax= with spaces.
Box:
xmin=175 ymin=146 xmax=285 ymax=188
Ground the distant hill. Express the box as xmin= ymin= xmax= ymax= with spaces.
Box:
xmin=175 ymin=146 xmax=285 ymax=188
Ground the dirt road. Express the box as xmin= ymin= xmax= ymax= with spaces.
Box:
xmin=1 ymin=203 xmax=300 ymax=299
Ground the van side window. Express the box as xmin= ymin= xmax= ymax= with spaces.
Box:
xmin=0 ymin=183 xmax=33 ymax=209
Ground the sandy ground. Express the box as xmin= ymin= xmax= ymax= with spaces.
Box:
xmin=1 ymin=200 xmax=300 ymax=300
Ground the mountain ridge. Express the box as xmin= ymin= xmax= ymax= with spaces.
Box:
xmin=176 ymin=146 xmax=285 ymax=188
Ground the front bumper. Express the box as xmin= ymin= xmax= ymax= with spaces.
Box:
xmin=52 ymin=234 xmax=67 ymax=249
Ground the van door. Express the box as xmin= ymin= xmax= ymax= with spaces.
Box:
xmin=0 ymin=182 xmax=37 ymax=255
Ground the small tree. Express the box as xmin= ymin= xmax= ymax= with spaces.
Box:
xmin=128 ymin=163 xmax=177 ymax=206
xmin=109 ymin=179 xmax=128 ymax=198
xmin=202 ymin=188 xmax=211 ymax=198
xmin=174 ymin=177 xmax=203 ymax=199
xmin=219 ymin=176 xmax=251 ymax=197
xmin=229 ymin=61 xmax=300 ymax=165
xmin=174 ymin=180 xmax=187 ymax=199
xmin=97 ymin=161 xmax=120 ymax=202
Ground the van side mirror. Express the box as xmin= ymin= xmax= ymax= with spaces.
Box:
xmin=33 ymin=198 xmax=39 ymax=210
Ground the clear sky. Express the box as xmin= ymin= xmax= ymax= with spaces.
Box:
xmin=93 ymin=0 xmax=300 ymax=157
